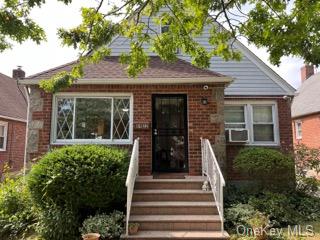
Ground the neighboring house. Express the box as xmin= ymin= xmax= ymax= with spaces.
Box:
xmin=20 ymin=12 xmax=295 ymax=239
xmin=292 ymin=65 xmax=320 ymax=149
xmin=0 ymin=68 xmax=27 ymax=176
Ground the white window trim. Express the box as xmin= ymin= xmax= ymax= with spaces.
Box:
xmin=51 ymin=92 xmax=134 ymax=145
xmin=295 ymin=120 xmax=302 ymax=140
xmin=225 ymin=100 xmax=280 ymax=146
xmin=0 ymin=121 xmax=8 ymax=151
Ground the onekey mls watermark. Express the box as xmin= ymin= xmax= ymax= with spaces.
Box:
xmin=237 ymin=225 xmax=315 ymax=238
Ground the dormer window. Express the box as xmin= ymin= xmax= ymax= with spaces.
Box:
xmin=160 ymin=23 xmax=180 ymax=54
xmin=161 ymin=25 xmax=170 ymax=33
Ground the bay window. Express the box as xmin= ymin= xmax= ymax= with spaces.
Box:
xmin=224 ymin=102 xmax=279 ymax=145
xmin=53 ymin=94 xmax=132 ymax=144
xmin=0 ymin=121 xmax=8 ymax=151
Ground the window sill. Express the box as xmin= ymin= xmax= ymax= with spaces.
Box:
xmin=51 ymin=140 xmax=133 ymax=145
xmin=0 ymin=149 xmax=6 ymax=152
xmin=226 ymin=142 xmax=280 ymax=147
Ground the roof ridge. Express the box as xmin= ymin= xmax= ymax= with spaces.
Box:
xmin=0 ymin=72 xmax=12 ymax=79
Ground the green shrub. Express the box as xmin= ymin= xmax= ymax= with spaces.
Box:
xmin=234 ymin=147 xmax=295 ymax=191
xmin=225 ymin=204 xmax=258 ymax=232
xmin=294 ymin=144 xmax=320 ymax=195
xmin=80 ymin=211 xmax=124 ymax=239
xmin=27 ymin=145 xmax=129 ymax=240
xmin=249 ymin=191 xmax=320 ymax=227
xmin=296 ymin=176 xmax=319 ymax=195
xmin=294 ymin=144 xmax=320 ymax=177
xmin=224 ymin=183 xmax=260 ymax=207
xmin=0 ymin=176 xmax=37 ymax=240
xmin=36 ymin=206 xmax=79 ymax=240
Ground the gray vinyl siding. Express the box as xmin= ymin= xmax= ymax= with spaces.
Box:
xmin=108 ymin=15 xmax=293 ymax=96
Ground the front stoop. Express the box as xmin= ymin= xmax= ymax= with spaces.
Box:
xmin=125 ymin=231 xmax=229 ymax=240
xmin=122 ymin=177 xmax=230 ymax=240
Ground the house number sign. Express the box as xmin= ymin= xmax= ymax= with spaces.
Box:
xmin=134 ymin=122 xmax=150 ymax=130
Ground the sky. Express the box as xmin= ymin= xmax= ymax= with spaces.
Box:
xmin=0 ymin=1 xmax=306 ymax=89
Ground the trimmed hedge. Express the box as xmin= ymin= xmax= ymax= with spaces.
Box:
xmin=234 ymin=147 xmax=295 ymax=191
xmin=27 ymin=145 xmax=129 ymax=240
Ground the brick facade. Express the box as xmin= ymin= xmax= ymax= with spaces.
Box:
xmin=226 ymin=97 xmax=294 ymax=180
xmin=27 ymin=87 xmax=294 ymax=179
xmin=292 ymin=113 xmax=320 ymax=148
xmin=26 ymin=84 xmax=226 ymax=176
xmin=0 ymin=117 xmax=26 ymax=175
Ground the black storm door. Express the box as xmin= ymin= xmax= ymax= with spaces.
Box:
xmin=152 ymin=94 xmax=188 ymax=172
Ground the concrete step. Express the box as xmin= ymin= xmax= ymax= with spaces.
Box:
xmin=135 ymin=178 xmax=204 ymax=190
xmin=123 ymin=230 xmax=229 ymax=240
xmin=132 ymin=190 xmax=214 ymax=202
xmin=131 ymin=201 xmax=218 ymax=215
xmin=129 ymin=215 xmax=221 ymax=231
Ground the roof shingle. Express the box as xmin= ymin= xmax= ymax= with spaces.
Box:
xmin=27 ymin=56 xmax=224 ymax=80
xmin=0 ymin=73 xmax=27 ymax=121
xmin=292 ymin=72 xmax=320 ymax=118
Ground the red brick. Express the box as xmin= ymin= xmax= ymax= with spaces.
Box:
xmin=0 ymin=118 xmax=26 ymax=175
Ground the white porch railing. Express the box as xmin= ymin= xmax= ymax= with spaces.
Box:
xmin=125 ymin=138 xmax=139 ymax=236
xmin=201 ymin=138 xmax=226 ymax=233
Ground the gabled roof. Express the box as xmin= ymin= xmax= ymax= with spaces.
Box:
xmin=0 ymin=73 xmax=27 ymax=122
xmin=292 ymin=73 xmax=320 ymax=118
xmin=107 ymin=13 xmax=296 ymax=96
xmin=24 ymin=56 xmax=231 ymax=84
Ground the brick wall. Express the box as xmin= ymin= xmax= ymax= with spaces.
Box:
xmin=26 ymin=84 xmax=226 ymax=176
xmin=226 ymin=97 xmax=294 ymax=180
xmin=292 ymin=113 xmax=320 ymax=148
xmin=0 ymin=117 xmax=26 ymax=175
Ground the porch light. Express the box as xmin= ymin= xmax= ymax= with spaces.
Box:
xmin=122 ymin=108 xmax=129 ymax=112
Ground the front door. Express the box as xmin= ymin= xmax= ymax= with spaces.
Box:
xmin=152 ymin=94 xmax=188 ymax=172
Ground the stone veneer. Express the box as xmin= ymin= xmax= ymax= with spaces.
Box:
xmin=27 ymin=86 xmax=44 ymax=157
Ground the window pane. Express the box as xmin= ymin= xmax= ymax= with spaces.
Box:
xmin=113 ymin=98 xmax=130 ymax=140
xmin=253 ymin=124 xmax=274 ymax=141
xmin=0 ymin=136 xmax=4 ymax=148
xmin=75 ymin=98 xmax=111 ymax=139
xmin=161 ymin=25 xmax=169 ymax=33
xmin=0 ymin=126 xmax=4 ymax=137
xmin=296 ymin=122 xmax=302 ymax=138
xmin=253 ymin=106 xmax=273 ymax=123
xmin=56 ymin=98 xmax=74 ymax=139
xmin=225 ymin=106 xmax=245 ymax=123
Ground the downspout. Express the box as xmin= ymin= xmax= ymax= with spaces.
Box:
xmin=22 ymin=85 xmax=30 ymax=176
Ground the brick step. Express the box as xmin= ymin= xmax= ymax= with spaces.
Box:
xmin=131 ymin=201 xmax=218 ymax=215
xmin=122 ymin=230 xmax=229 ymax=240
xmin=132 ymin=190 xmax=214 ymax=202
xmin=135 ymin=178 xmax=204 ymax=190
xmin=129 ymin=215 xmax=221 ymax=231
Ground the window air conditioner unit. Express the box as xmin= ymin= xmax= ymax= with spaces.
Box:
xmin=228 ymin=129 xmax=249 ymax=142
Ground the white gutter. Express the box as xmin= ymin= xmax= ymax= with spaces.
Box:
xmin=19 ymin=77 xmax=233 ymax=85
xmin=23 ymin=87 xmax=30 ymax=176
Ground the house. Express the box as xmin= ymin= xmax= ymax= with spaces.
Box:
xmin=292 ymin=65 xmax=320 ymax=149
xmin=0 ymin=68 xmax=27 ymax=177
xmin=20 ymin=13 xmax=295 ymax=240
